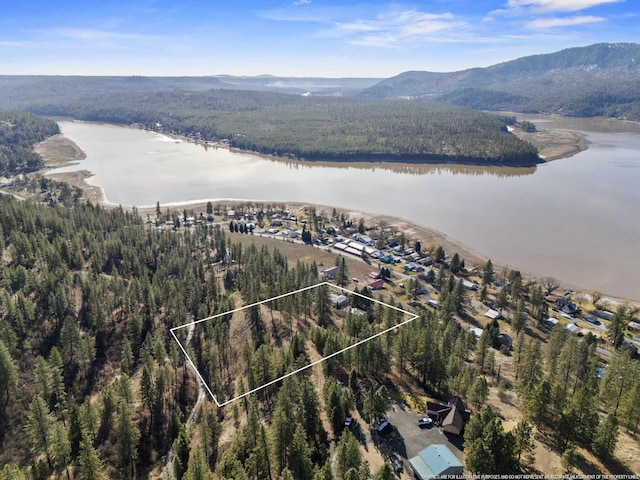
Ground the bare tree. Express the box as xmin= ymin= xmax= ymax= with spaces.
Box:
xmin=543 ymin=277 xmax=559 ymax=295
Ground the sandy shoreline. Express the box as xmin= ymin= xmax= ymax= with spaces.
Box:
xmin=511 ymin=128 xmax=587 ymax=161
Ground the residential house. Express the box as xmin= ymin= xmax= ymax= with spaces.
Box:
xmin=426 ymin=397 xmax=469 ymax=436
xmin=556 ymin=297 xmax=579 ymax=315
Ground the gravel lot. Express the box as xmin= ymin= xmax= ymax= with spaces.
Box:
xmin=373 ymin=403 xmax=464 ymax=475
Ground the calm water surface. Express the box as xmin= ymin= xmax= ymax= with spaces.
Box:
xmin=52 ymin=120 xmax=640 ymax=301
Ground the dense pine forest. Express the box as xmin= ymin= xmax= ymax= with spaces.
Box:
xmin=2 ymin=192 xmax=640 ymax=478
xmin=16 ymin=89 xmax=539 ymax=165
xmin=0 ymin=111 xmax=59 ymax=177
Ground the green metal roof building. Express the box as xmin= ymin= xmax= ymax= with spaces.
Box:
xmin=409 ymin=444 xmax=464 ymax=479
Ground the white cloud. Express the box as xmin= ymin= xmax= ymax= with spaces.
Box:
xmin=52 ymin=28 xmax=163 ymax=43
xmin=525 ymin=14 xmax=605 ymax=27
xmin=329 ymin=9 xmax=468 ymax=47
xmin=0 ymin=41 xmax=29 ymax=48
xmin=293 ymin=0 xmax=311 ymax=5
xmin=506 ymin=0 xmax=623 ymax=13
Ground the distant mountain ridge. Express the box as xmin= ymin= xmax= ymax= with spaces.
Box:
xmin=0 ymin=75 xmax=381 ymax=110
xmin=359 ymin=43 xmax=640 ymax=120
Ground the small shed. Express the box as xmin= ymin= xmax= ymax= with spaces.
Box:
xmin=462 ymin=280 xmax=478 ymax=291
xmin=322 ymin=266 xmax=339 ymax=280
xmin=369 ymin=278 xmax=385 ymax=290
xmin=328 ymin=293 xmax=349 ymax=309
xmin=409 ymin=445 xmax=463 ymax=480
xmin=469 ymin=327 xmax=483 ymax=338
xmin=565 ymin=322 xmax=582 ymax=335
xmin=497 ymin=333 xmax=513 ymax=350
xmin=484 ymin=309 xmax=502 ymax=320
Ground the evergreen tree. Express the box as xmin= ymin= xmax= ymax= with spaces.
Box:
xmin=608 ymin=304 xmax=629 ymax=348
xmin=312 ymin=460 xmax=333 ymax=480
xmin=468 ymin=376 xmax=489 ymax=408
xmin=187 ymin=450 xmax=215 ymax=480
xmin=49 ymin=422 xmax=72 ymax=480
xmin=117 ymin=400 xmax=140 ymax=478
xmin=314 ymin=283 xmax=332 ymax=327
xmin=561 ymin=448 xmax=578 ymax=474
xmin=592 ymin=414 xmax=618 ymax=461
xmin=288 ymin=424 xmax=313 ymax=480
xmin=25 ymin=395 xmax=54 ymax=467
xmin=0 ymin=465 xmax=29 ymax=480
xmin=280 ymin=468 xmax=295 ymax=480
xmin=173 ymin=425 xmax=190 ymax=480
xmin=271 ymin=404 xmax=292 ymax=473
xmin=450 ymin=253 xmax=461 ymax=274
xmin=512 ymin=299 xmax=527 ymax=334
xmin=0 ymin=340 xmax=17 ymax=410
xmin=78 ymin=435 xmax=107 ymax=480
xmin=373 ymin=463 xmax=395 ymax=480
xmin=336 ymin=431 xmax=362 ymax=477
xmin=363 ymin=386 xmax=390 ymax=426
xmin=336 ymin=257 xmax=349 ymax=287
xmin=482 ymin=260 xmax=494 ymax=286
xmin=513 ymin=420 xmax=535 ymax=467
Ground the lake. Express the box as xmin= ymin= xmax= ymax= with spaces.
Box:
xmin=51 ymin=119 xmax=640 ymax=301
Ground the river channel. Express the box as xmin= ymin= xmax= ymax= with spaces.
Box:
xmin=50 ymin=118 xmax=640 ymax=301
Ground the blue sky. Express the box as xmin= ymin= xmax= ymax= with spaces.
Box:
xmin=1 ymin=0 xmax=637 ymax=77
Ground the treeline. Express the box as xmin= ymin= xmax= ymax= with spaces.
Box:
xmin=21 ymin=88 xmax=539 ymax=165
xmin=0 ymin=197 xmax=217 ymax=477
xmin=436 ymin=80 xmax=640 ymax=121
xmin=0 ymin=111 xmax=59 ymax=176
xmin=0 ymin=191 xmax=523 ymax=478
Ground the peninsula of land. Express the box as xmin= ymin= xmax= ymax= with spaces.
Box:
xmin=28 ymin=122 xmax=634 ymax=307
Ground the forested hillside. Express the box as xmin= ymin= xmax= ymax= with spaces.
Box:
xmin=0 ymin=111 xmax=59 ymax=176
xmin=0 ymin=76 xmax=379 ymax=109
xmin=359 ymin=43 xmax=640 ymax=121
xmin=23 ymin=90 xmax=538 ymax=165
xmin=2 ymin=194 xmax=640 ymax=478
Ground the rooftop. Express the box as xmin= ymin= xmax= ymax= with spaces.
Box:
xmin=410 ymin=444 xmax=463 ymax=478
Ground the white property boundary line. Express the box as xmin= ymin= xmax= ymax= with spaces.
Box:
xmin=170 ymin=281 xmax=418 ymax=408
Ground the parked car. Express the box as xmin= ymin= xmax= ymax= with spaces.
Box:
xmin=418 ymin=417 xmax=433 ymax=428
xmin=390 ymin=453 xmax=403 ymax=472
xmin=375 ymin=415 xmax=390 ymax=432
